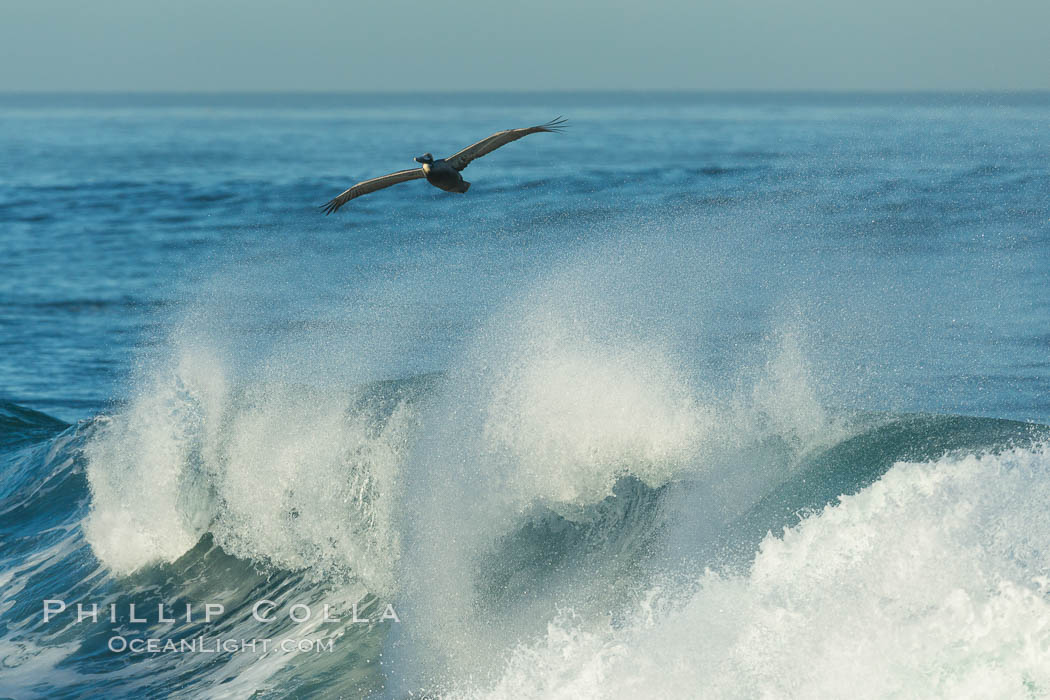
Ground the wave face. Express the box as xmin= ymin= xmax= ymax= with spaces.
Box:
xmin=455 ymin=445 xmax=1050 ymax=700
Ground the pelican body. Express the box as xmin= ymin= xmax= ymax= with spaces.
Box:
xmin=415 ymin=153 xmax=470 ymax=193
xmin=321 ymin=118 xmax=567 ymax=215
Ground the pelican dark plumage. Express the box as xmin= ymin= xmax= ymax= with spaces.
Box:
xmin=321 ymin=117 xmax=567 ymax=215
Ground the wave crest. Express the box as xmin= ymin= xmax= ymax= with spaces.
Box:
xmin=83 ymin=343 xmax=409 ymax=592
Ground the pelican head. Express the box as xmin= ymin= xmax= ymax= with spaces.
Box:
xmin=414 ymin=153 xmax=434 ymax=165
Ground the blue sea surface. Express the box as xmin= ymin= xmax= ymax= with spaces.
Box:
xmin=2 ymin=92 xmax=1048 ymax=423
xmin=1 ymin=92 xmax=1049 ymax=698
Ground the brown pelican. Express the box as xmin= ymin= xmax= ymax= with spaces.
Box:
xmin=321 ymin=117 xmax=567 ymax=215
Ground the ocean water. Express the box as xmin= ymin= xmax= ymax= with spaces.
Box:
xmin=1 ymin=92 xmax=1049 ymax=698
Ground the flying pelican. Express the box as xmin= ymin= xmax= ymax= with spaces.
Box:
xmin=321 ymin=117 xmax=567 ymax=215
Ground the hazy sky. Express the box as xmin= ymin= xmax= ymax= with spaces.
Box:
xmin=2 ymin=0 xmax=1048 ymax=92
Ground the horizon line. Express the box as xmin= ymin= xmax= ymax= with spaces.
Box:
xmin=2 ymin=88 xmax=1049 ymax=96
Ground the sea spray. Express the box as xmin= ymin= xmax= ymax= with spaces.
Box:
xmin=388 ymin=279 xmax=845 ymax=688
xmin=83 ymin=330 xmax=412 ymax=592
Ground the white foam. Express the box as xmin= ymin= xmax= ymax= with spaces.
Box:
xmin=455 ymin=445 xmax=1050 ymax=699
xmin=82 ymin=336 xmax=408 ymax=592
xmin=83 ymin=346 xmax=229 ymax=575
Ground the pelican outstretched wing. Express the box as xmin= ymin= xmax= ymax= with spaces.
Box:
xmin=321 ymin=168 xmax=426 ymax=215
xmin=443 ymin=117 xmax=567 ymax=172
